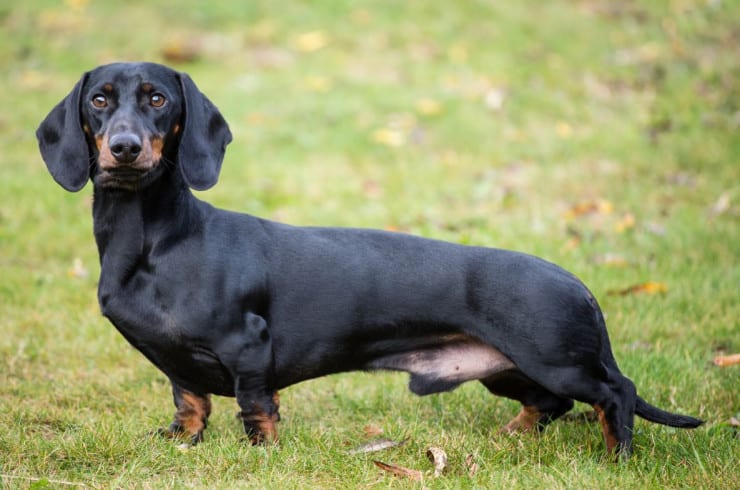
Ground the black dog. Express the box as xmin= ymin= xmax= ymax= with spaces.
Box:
xmin=37 ymin=62 xmax=701 ymax=458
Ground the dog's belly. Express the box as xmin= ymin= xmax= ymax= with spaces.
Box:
xmin=368 ymin=334 xmax=516 ymax=395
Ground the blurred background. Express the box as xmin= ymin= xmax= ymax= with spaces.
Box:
xmin=0 ymin=0 xmax=737 ymax=487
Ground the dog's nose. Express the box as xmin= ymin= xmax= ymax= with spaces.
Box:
xmin=109 ymin=133 xmax=142 ymax=164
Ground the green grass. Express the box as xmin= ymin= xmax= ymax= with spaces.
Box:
xmin=1 ymin=0 xmax=738 ymax=488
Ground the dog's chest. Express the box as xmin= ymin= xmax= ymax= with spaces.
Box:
xmin=98 ymin=268 xmax=239 ymax=395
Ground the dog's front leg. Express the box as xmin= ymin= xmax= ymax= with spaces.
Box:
xmin=235 ymin=311 xmax=279 ymax=444
xmin=160 ymin=383 xmax=212 ymax=445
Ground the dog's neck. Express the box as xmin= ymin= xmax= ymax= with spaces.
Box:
xmin=92 ymin=169 xmax=199 ymax=278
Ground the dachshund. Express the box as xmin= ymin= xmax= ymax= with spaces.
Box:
xmin=37 ymin=62 xmax=702 ymax=459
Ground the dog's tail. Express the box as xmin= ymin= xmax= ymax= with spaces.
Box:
xmin=635 ymin=396 xmax=703 ymax=428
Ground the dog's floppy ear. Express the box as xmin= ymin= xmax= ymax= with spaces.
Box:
xmin=177 ymin=73 xmax=232 ymax=191
xmin=36 ymin=73 xmax=91 ymax=192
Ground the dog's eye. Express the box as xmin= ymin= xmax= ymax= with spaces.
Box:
xmin=91 ymin=94 xmax=108 ymax=108
xmin=149 ymin=93 xmax=166 ymax=108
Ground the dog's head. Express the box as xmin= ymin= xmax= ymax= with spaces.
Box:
xmin=37 ymin=62 xmax=232 ymax=192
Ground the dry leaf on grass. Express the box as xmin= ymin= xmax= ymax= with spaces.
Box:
xmin=426 ymin=447 xmax=447 ymax=477
xmin=68 ymin=258 xmax=88 ymax=278
xmin=614 ymin=212 xmax=636 ymax=233
xmin=415 ymin=98 xmax=442 ymax=116
xmin=563 ymin=199 xmax=613 ymax=220
xmin=607 ymin=281 xmax=668 ymax=296
xmin=373 ymin=460 xmax=423 ymax=481
xmin=348 ymin=438 xmax=407 ymax=455
xmin=293 ymin=31 xmax=330 ymax=52
xmin=713 ymin=353 xmax=740 ymax=367
xmin=161 ymin=39 xmax=202 ymax=63
xmin=594 ymin=253 xmax=629 ymax=267
xmin=363 ymin=424 xmax=384 ymax=437
xmin=465 ymin=454 xmax=479 ymax=477
xmin=709 ymin=192 xmax=731 ymax=218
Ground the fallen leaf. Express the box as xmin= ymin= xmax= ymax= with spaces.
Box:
xmin=161 ymin=38 xmax=201 ymax=63
xmin=373 ymin=460 xmax=423 ymax=481
xmin=562 ymin=236 xmax=581 ymax=251
xmin=730 ymin=417 xmax=740 ymax=427
xmin=363 ymin=424 xmax=384 ymax=437
xmin=709 ymin=192 xmax=731 ymax=218
xmin=68 ymin=258 xmax=88 ymax=278
xmin=348 ymin=438 xmax=407 ymax=455
xmin=607 ymin=281 xmax=668 ymax=296
xmin=415 ymin=98 xmax=442 ymax=116
xmin=594 ymin=253 xmax=629 ymax=267
xmin=614 ymin=213 xmax=636 ymax=233
xmin=426 ymin=447 xmax=447 ymax=477
xmin=372 ymin=128 xmax=405 ymax=147
xmin=65 ymin=0 xmax=89 ymax=9
xmin=556 ymin=121 xmax=573 ymax=138
xmin=564 ymin=199 xmax=613 ymax=219
xmin=294 ymin=31 xmax=329 ymax=52
xmin=465 ymin=454 xmax=479 ymax=477
xmin=713 ymin=353 xmax=740 ymax=367
xmin=484 ymin=88 xmax=506 ymax=111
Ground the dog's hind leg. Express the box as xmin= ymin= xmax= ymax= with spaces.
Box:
xmin=160 ymin=384 xmax=212 ymax=445
xmin=481 ymin=369 xmax=574 ymax=433
xmin=525 ymin=365 xmax=637 ymax=460
xmin=237 ymin=389 xmax=280 ymax=445
xmin=590 ymin=375 xmax=637 ymax=460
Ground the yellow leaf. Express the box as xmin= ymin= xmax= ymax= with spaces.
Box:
xmin=614 ymin=213 xmax=636 ymax=233
xmin=556 ymin=121 xmax=573 ymax=138
xmin=415 ymin=98 xmax=442 ymax=116
xmin=564 ymin=199 xmax=613 ymax=219
xmin=608 ymin=281 xmax=668 ymax=296
xmin=294 ymin=31 xmax=329 ymax=52
xmin=596 ymin=253 xmax=629 ymax=267
xmin=372 ymin=128 xmax=405 ymax=147
xmin=65 ymin=0 xmax=89 ymax=10
xmin=67 ymin=258 xmax=88 ymax=278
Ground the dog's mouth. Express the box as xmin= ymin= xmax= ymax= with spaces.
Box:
xmin=95 ymin=165 xmax=160 ymax=191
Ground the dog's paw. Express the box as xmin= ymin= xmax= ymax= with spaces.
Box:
xmin=152 ymin=424 xmax=203 ymax=446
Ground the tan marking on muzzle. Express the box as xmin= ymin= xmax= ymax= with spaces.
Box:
xmin=96 ymin=133 xmax=117 ymax=170
xmin=96 ymin=132 xmax=165 ymax=171
xmin=150 ymin=135 xmax=164 ymax=164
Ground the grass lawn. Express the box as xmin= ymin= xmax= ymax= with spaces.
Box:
xmin=1 ymin=0 xmax=737 ymax=488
